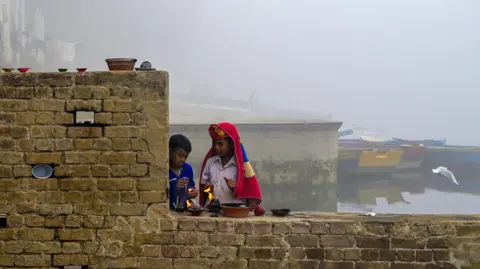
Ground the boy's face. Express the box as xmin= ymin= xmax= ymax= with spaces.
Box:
xmin=213 ymin=138 xmax=232 ymax=157
xmin=169 ymin=148 xmax=189 ymax=168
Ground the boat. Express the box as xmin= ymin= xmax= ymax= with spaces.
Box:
xmin=338 ymin=130 xmax=425 ymax=175
xmin=422 ymin=145 xmax=480 ymax=179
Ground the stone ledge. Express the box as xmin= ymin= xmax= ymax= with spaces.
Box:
xmin=171 ymin=122 xmax=343 ymax=132
xmin=173 ymin=211 xmax=480 ymax=224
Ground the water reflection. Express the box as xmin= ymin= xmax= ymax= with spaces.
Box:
xmin=337 ymin=171 xmax=480 ymax=214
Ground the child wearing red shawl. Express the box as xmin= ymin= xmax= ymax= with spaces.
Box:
xmin=199 ymin=122 xmax=265 ymax=216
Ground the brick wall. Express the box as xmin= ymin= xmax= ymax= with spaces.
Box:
xmin=0 ymin=71 xmax=478 ymax=269
xmin=166 ymin=215 xmax=479 ymax=269
xmin=0 ymin=71 xmax=170 ymax=268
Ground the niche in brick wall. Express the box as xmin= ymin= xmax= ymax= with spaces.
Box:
xmin=0 ymin=214 xmax=6 ymax=228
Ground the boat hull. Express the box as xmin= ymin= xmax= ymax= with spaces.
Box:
xmin=338 ymin=139 xmax=425 ymax=175
xmin=423 ymin=146 xmax=480 ymax=179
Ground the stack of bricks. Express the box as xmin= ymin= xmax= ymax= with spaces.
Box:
xmin=0 ymin=71 xmax=170 ymax=268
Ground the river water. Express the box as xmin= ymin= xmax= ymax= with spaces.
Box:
xmin=337 ymin=172 xmax=480 ymax=215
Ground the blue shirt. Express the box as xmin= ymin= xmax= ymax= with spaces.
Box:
xmin=168 ymin=162 xmax=195 ymax=210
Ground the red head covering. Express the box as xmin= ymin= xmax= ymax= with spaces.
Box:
xmin=199 ymin=122 xmax=263 ymax=208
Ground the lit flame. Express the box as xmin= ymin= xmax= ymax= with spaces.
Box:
xmin=204 ymin=185 xmax=213 ymax=201
xmin=186 ymin=200 xmax=192 ymax=208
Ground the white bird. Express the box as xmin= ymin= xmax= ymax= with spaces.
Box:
xmin=432 ymin=166 xmax=459 ymax=185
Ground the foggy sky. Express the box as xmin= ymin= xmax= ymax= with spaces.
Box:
xmin=37 ymin=0 xmax=480 ymax=145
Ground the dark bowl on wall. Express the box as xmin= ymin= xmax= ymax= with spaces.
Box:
xmin=187 ymin=209 xmax=204 ymax=216
xmin=271 ymin=209 xmax=290 ymax=217
xmin=105 ymin=58 xmax=137 ymax=71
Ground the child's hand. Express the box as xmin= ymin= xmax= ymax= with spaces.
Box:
xmin=188 ymin=188 xmax=198 ymax=198
xmin=176 ymin=178 xmax=188 ymax=189
xmin=224 ymin=177 xmax=236 ymax=191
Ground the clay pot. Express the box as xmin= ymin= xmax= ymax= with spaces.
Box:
xmin=76 ymin=68 xmax=87 ymax=72
xmin=2 ymin=68 xmax=13 ymax=72
xmin=105 ymin=58 xmax=137 ymax=71
xmin=221 ymin=203 xmax=250 ymax=218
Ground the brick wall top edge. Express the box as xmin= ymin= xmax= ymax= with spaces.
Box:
xmin=0 ymin=71 xmax=169 ymax=87
xmin=174 ymin=213 xmax=480 ymax=224
xmin=170 ymin=121 xmax=343 ymax=132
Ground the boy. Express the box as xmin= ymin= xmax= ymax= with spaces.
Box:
xmin=199 ymin=122 xmax=265 ymax=216
xmin=168 ymin=134 xmax=198 ymax=210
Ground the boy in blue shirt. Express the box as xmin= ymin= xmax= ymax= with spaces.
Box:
xmin=168 ymin=134 xmax=198 ymax=210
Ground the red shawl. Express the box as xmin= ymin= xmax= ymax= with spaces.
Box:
xmin=198 ymin=122 xmax=263 ymax=209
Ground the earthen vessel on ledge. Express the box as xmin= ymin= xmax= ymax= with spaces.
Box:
xmin=105 ymin=58 xmax=137 ymax=71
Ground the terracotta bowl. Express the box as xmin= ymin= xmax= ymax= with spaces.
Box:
xmin=105 ymin=58 xmax=137 ymax=71
xmin=271 ymin=209 xmax=290 ymax=217
xmin=2 ymin=68 xmax=13 ymax=72
xmin=221 ymin=203 xmax=250 ymax=218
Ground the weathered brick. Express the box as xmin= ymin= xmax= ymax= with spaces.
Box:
xmin=131 ymin=112 xmax=147 ymax=125
xmin=34 ymin=86 xmax=53 ymax=98
xmin=0 ymin=112 xmax=16 ymax=124
xmin=0 ymin=126 xmax=28 ymax=138
xmin=37 ymin=73 xmax=74 ymax=86
xmin=18 ymin=228 xmax=54 ymax=241
xmin=112 ymin=138 xmax=131 ymax=150
xmin=14 ymin=254 xmax=51 ymax=267
xmin=91 ymin=165 xmax=110 ymax=177
xmin=0 ymin=152 xmax=22 ymax=164
xmin=31 ymin=126 xmax=66 ymax=138
xmin=112 ymin=112 xmax=131 ymax=124
xmin=0 ymin=165 xmax=13 ymax=178
xmin=92 ymin=86 xmax=110 ymax=99
xmin=100 ymin=151 xmax=136 ymax=164
xmin=54 ymin=87 xmax=73 ymax=99
xmin=66 ymin=100 xmax=102 ymax=112
xmin=73 ymin=86 xmax=93 ymax=99
xmin=103 ymin=99 xmax=137 ymax=112
xmin=0 ymin=86 xmax=16 ymax=98
xmin=110 ymin=204 xmax=146 ymax=215
xmin=55 ymin=165 xmax=91 ymax=177
xmin=35 ymin=139 xmax=55 ymax=151
xmin=58 ymin=229 xmax=95 ymax=241
xmin=67 ymin=126 xmax=102 ymax=138
xmin=26 ymin=152 xmax=62 ymax=164
xmin=55 ymin=139 xmax=74 ymax=150
xmin=74 ymin=139 xmax=93 ymax=150
xmin=13 ymin=165 xmax=31 ymax=177
xmin=94 ymin=112 xmax=112 ymax=124
xmin=98 ymin=178 xmax=133 ymax=190
xmin=0 ymin=100 xmax=28 ymax=111
xmin=55 ymin=112 xmax=74 ymax=124
xmin=139 ymin=191 xmax=165 ymax=203
xmin=132 ymin=138 xmax=149 ymax=151
xmin=52 ymin=254 xmax=89 ymax=266
xmin=64 ymin=151 xmax=101 ymax=164
xmin=104 ymin=126 xmax=139 ymax=137
xmin=15 ymin=87 xmax=34 ymax=98
xmin=60 ymin=179 xmax=96 ymax=191
xmin=355 ymin=236 xmax=390 ymax=249
xmin=16 ymin=138 xmax=34 ymax=151
xmin=29 ymin=99 xmax=65 ymax=111
xmin=321 ymin=235 xmax=354 ymax=247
